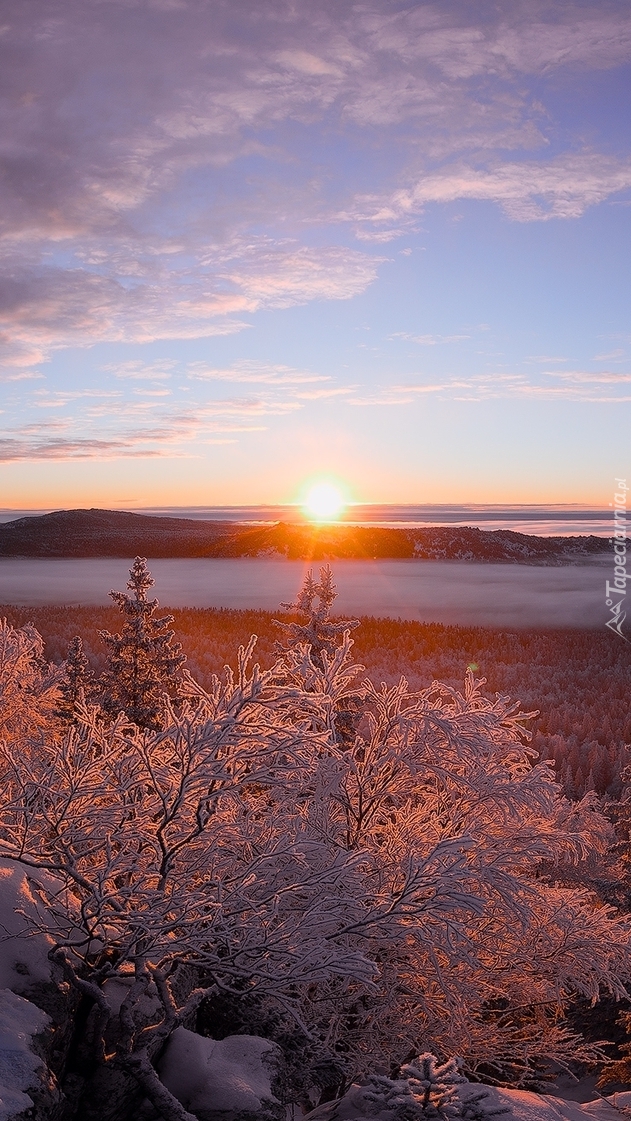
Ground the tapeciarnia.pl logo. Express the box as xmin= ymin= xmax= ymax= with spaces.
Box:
xmin=605 ymin=478 xmax=629 ymax=642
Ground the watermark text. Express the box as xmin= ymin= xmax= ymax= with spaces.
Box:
xmin=606 ymin=478 xmax=629 ymax=641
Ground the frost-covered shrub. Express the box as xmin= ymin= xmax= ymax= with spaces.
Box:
xmin=262 ymin=573 xmax=631 ymax=1085
xmin=0 ymin=617 xmax=64 ymax=745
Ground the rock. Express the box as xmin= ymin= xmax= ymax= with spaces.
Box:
xmin=0 ymin=988 xmax=64 ymax=1121
xmin=158 ymin=1030 xmax=284 ymax=1121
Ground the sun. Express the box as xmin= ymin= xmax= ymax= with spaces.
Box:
xmin=304 ymin=482 xmax=346 ymax=521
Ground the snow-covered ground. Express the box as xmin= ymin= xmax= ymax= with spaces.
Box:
xmin=1 ymin=995 xmax=630 ymax=1121
xmin=0 ymin=862 xmax=55 ymax=993
xmin=0 ymin=989 xmax=49 ymax=1121
xmin=297 ymin=1081 xmax=631 ymax=1121
xmin=0 ymin=862 xmax=56 ymax=1119
xmin=480 ymin=1088 xmax=631 ymax=1121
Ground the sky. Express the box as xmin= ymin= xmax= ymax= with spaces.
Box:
xmin=1 ymin=0 xmax=630 ymax=509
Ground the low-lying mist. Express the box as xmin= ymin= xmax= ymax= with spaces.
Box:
xmin=0 ymin=556 xmax=611 ymax=628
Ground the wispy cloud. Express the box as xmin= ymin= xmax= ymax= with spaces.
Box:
xmin=0 ymin=369 xmax=44 ymax=383
xmin=350 ymin=384 xmax=447 ymax=406
xmin=107 ymin=360 xmax=177 ymax=381
xmin=292 ymin=386 xmax=355 ymax=401
xmin=548 ymin=370 xmax=631 ymax=384
xmin=0 ymin=437 xmax=165 ymax=462
xmin=132 ymin=388 xmax=171 ymax=397
xmin=347 ymin=153 xmax=631 ymax=227
xmin=350 ymin=368 xmax=631 ymax=405
xmin=390 ymin=332 xmax=471 ymax=345
xmin=525 ymin=355 xmax=569 ymax=364
xmin=593 ymin=349 xmax=626 ymax=362
xmin=187 ymin=360 xmax=330 ymax=386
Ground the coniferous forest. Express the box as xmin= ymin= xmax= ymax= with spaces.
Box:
xmin=4 ymin=589 xmax=630 ymax=801
xmin=1 ymin=560 xmax=631 ymax=1121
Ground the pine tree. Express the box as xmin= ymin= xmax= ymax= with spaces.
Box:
xmin=99 ymin=557 xmax=186 ymax=729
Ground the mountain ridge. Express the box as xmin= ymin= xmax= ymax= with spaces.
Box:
xmin=0 ymin=508 xmax=610 ymax=563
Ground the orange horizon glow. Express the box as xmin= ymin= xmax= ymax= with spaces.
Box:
xmin=0 ymin=497 xmax=616 ymax=515
xmin=0 ymin=474 xmax=613 ymax=514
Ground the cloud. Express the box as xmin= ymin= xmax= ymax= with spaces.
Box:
xmin=0 ymin=426 xmax=244 ymax=461
xmin=0 ymin=368 xmax=44 ymax=383
xmin=187 ymin=360 xmax=329 ymax=385
xmin=275 ymin=50 xmax=341 ymax=78
xmin=221 ymin=243 xmax=381 ymax=307
xmin=196 ymin=397 xmax=302 ymax=418
xmin=348 ymin=153 xmax=631 ymax=226
xmin=547 ymin=370 xmax=631 ymax=384
xmin=350 ymin=384 xmax=446 ymax=406
xmin=354 ymin=228 xmax=410 ymax=243
xmin=390 ymin=332 xmax=471 ymax=345
xmin=0 ymin=0 xmax=630 ymax=382
xmin=525 ymin=355 xmax=569 ymax=364
xmin=0 ymin=436 xmax=165 ymax=462
xmin=349 ymin=367 xmax=631 ymax=405
xmin=0 ymin=242 xmax=380 ymax=371
xmin=107 ymin=359 xmax=177 ymax=380
xmin=0 ymin=263 xmax=254 ymax=370
xmin=292 ymin=386 xmax=355 ymax=400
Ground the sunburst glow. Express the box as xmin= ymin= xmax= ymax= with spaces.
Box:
xmin=304 ymin=482 xmax=346 ymax=521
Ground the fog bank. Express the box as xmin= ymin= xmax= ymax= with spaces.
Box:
xmin=0 ymin=557 xmax=613 ymax=629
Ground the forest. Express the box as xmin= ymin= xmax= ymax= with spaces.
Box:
xmin=3 ymin=597 xmax=630 ymax=802
xmin=0 ymin=560 xmax=630 ymax=1121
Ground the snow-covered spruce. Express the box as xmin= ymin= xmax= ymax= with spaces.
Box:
xmin=57 ymin=634 xmax=95 ymax=723
xmin=98 ymin=556 xmax=186 ymax=729
xmin=275 ymin=564 xmax=359 ymax=673
xmin=306 ymin=1054 xmax=509 ymax=1121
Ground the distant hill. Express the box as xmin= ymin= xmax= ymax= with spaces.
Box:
xmin=0 ymin=508 xmax=234 ymax=557
xmin=0 ymin=508 xmax=610 ymax=563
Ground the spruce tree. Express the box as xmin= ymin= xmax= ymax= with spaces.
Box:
xmin=275 ymin=564 xmax=359 ymax=671
xmin=58 ymin=635 xmax=94 ymax=724
xmin=275 ymin=565 xmax=362 ymax=744
xmin=99 ymin=556 xmax=186 ymax=729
